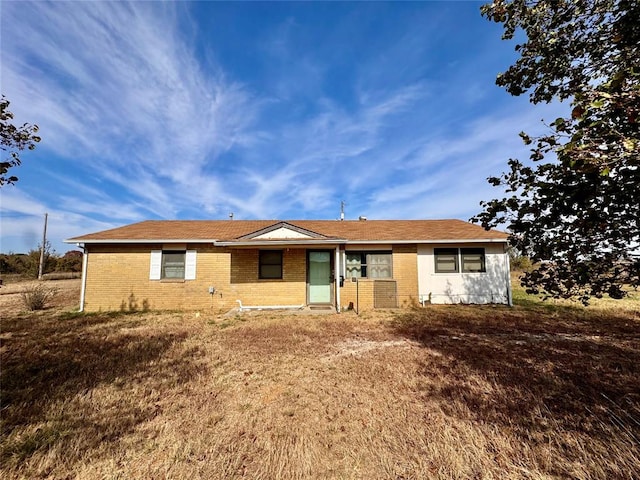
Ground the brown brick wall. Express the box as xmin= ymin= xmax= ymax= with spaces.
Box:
xmin=340 ymin=279 xmax=375 ymax=311
xmin=338 ymin=245 xmax=418 ymax=311
xmin=229 ymin=249 xmax=307 ymax=306
xmin=392 ymin=244 xmax=419 ymax=307
xmin=83 ymin=244 xmax=418 ymax=312
xmin=84 ymin=244 xmax=228 ymax=311
xmin=83 ymin=245 xmax=309 ymax=312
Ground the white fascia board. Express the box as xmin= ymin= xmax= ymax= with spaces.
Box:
xmin=352 ymin=239 xmax=508 ymax=244
xmin=421 ymin=238 xmax=508 ymax=244
xmin=214 ymin=239 xmax=347 ymax=247
xmin=65 ymin=237 xmax=507 ymax=245
xmin=63 ymin=238 xmax=217 ymax=244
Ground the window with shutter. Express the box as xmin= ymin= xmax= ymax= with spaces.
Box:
xmin=150 ymin=250 xmax=197 ymax=280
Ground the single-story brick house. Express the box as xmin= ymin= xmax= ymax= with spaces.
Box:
xmin=65 ymin=219 xmax=511 ymax=312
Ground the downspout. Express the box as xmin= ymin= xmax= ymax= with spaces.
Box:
xmin=78 ymin=243 xmax=88 ymax=312
xmin=335 ymin=246 xmax=341 ymax=313
xmin=505 ymin=244 xmax=513 ymax=306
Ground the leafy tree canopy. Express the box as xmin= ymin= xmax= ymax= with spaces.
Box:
xmin=1 ymin=95 xmax=41 ymax=186
xmin=0 ymin=246 xmax=83 ymax=277
xmin=473 ymin=0 xmax=639 ymax=303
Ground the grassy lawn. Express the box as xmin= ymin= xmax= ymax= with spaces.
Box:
xmin=1 ymin=280 xmax=638 ymax=479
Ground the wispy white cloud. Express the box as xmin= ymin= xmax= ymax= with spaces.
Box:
xmin=364 ymin=100 xmax=566 ymax=220
xmin=0 ymin=188 xmax=118 ymax=253
xmin=2 ymin=1 xmax=259 ymax=219
xmin=0 ymin=1 xmax=567 ymax=252
xmin=228 ymin=82 xmax=430 ymax=219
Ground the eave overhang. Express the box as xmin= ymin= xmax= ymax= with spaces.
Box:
xmin=65 ymin=237 xmax=507 ymax=246
xmin=64 ymin=238 xmax=218 ymax=244
xmin=381 ymin=238 xmax=509 ymax=244
xmin=214 ymin=239 xmax=348 ymax=247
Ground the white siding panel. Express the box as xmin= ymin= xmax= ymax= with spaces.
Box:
xmin=149 ymin=250 xmax=162 ymax=280
xmin=185 ymin=250 xmax=197 ymax=280
xmin=254 ymin=227 xmax=312 ymax=239
xmin=417 ymin=243 xmax=509 ymax=304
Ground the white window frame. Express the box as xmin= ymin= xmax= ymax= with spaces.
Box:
xmin=345 ymin=251 xmax=392 ymax=279
xmin=150 ymin=250 xmax=196 ymax=280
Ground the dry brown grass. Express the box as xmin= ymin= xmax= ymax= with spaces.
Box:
xmin=0 ymin=278 xmax=80 ymax=316
xmin=1 ymin=279 xmax=638 ymax=479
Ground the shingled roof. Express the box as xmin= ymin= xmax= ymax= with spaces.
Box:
xmin=66 ymin=219 xmax=508 ymax=244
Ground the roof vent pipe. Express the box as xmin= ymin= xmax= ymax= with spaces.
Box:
xmin=229 ymin=212 xmax=234 ymax=220
xmin=358 ymin=216 xmax=367 ymax=221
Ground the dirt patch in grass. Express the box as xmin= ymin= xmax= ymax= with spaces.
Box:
xmin=1 ymin=282 xmax=638 ymax=479
xmin=321 ymin=338 xmax=421 ymax=360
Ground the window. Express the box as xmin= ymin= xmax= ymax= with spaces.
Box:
xmin=259 ymin=250 xmax=283 ymax=279
xmin=162 ymin=251 xmax=185 ymax=279
xmin=434 ymin=248 xmax=459 ymax=273
xmin=150 ymin=250 xmax=196 ymax=280
xmin=461 ymin=248 xmax=486 ymax=272
xmin=434 ymin=248 xmax=486 ymax=273
xmin=346 ymin=251 xmax=392 ymax=278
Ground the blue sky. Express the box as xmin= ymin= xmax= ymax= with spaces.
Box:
xmin=1 ymin=1 xmax=561 ymax=254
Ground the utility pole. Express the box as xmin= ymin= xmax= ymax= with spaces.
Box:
xmin=38 ymin=213 xmax=48 ymax=280
xmin=340 ymin=200 xmax=345 ymax=221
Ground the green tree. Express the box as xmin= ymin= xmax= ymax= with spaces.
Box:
xmin=473 ymin=0 xmax=639 ymax=303
xmin=25 ymin=241 xmax=57 ymax=278
xmin=56 ymin=250 xmax=83 ymax=272
xmin=1 ymin=95 xmax=41 ymax=186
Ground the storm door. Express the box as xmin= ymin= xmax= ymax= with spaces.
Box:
xmin=307 ymin=251 xmax=333 ymax=304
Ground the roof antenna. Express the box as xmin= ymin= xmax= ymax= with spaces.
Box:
xmin=340 ymin=200 xmax=345 ymax=221
xmin=229 ymin=212 xmax=234 ymax=220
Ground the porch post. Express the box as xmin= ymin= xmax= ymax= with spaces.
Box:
xmin=335 ymin=246 xmax=341 ymax=313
